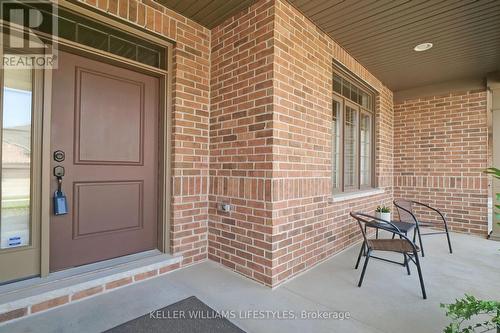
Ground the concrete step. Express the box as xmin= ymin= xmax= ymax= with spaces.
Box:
xmin=0 ymin=250 xmax=182 ymax=325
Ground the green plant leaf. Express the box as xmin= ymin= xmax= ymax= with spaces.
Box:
xmin=442 ymin=294 xmax=500 ymax=333
xmin=375 ymin=205 xmax=390 ymax=213
xmin=484 ymin=167 xmax=500 ymax=180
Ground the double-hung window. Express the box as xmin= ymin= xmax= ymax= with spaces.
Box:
xmin=332 ymin=70 xmax=375 ymax=193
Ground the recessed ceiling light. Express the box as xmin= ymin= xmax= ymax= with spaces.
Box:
xmin=414 ymin=42 xmax=433 ymax=52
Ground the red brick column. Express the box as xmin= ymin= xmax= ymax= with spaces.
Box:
xmin=209 ymin=0 xmax=395 ymax=287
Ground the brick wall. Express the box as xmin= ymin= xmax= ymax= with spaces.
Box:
xmin=394 ymin=90 xmax=489 ymax=235
xmin=68 ymin=0 xmax=490 ymax=290
xmin=270 ymin=0 xmax=394 ymax=286
xmin=209 ymin=0 xmax=275 ymax=286
xmin=209 ymin=0 xmax=395 ymax=287
xmin=65 ymin=0 xmax=488 ymax=289
xmin=71 ymin=0 xmax=490 ymax=289
xmin=78 ymin=0 xmax=211 ymax=266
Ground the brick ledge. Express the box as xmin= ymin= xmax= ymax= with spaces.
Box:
xmin=0 ymin=256 xmax=183 ymax=325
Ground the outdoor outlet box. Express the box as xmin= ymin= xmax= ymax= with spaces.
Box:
xmin=220 ymin=203 xmax=232 ymax=213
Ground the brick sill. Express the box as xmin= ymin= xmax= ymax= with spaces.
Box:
xmin=329 ymin=188 xmax=385 ymax=203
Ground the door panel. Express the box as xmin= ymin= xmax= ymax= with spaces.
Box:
xmin=73 ymin=181 xmax=143 ymax=237
xmin=50 ymin=51 xmax=159 ymax=271
xmin=75 ymin=68 xmax=144 ymax=165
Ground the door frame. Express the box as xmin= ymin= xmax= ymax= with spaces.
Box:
xmin=39 ymin=0 xmax=173 ymax=277
xmin=488 ymin=72 xmax=500 ymax=240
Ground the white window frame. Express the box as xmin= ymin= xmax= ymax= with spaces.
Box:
xmin=332 ymin=70 xmax=375 ymax=194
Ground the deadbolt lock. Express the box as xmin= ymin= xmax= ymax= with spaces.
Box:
xmin=54 ymin=150 xmax=65 ymax=162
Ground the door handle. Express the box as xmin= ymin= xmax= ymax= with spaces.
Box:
xmin=53 ymin=165 xmax=65 ymax=192
xmin=53 ymin=165 xmax=65 ymax=178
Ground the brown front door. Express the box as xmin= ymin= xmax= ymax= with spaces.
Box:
xmin=50 ymin=51 xmax=159 ymax=271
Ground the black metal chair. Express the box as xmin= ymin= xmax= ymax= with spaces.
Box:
xmin=393 ymin=199 xmax=453 ymax=257
xmin=351 ymin=212 xmax=427 ymax=299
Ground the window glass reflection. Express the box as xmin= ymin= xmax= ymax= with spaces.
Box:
xmin=360 ymin=113 xmax=372 ymax=186
xmin=344 ymin=106 xmax=358 ymax=188
xmin=332 ymin=100 xmax=342 ymax=190
xmin=0 ymin=69 xmax=32 ymax=249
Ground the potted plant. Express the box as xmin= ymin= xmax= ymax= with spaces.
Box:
xmin=375 ymin=205 xmax=391 ymax=222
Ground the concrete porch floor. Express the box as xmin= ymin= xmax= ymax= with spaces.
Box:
xmin=3 ymin=231 xmax=500 ymax=333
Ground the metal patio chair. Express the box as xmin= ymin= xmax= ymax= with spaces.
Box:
xmin=393 ymin=199 xmax=453 ymax=257
xmin=351 ymin=212 xmax=427 ymax=299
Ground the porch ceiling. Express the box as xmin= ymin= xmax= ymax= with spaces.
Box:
xmin=288 ymin=0 xmax=500 ymax=91
xmin=154 ymin=0 xmax=256 ymax=29
xmin=157 ymin=0 xmax=500 ymax=92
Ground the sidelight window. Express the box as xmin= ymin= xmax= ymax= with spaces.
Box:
xmin=0 ymin=69 xmax=33 ymax=249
